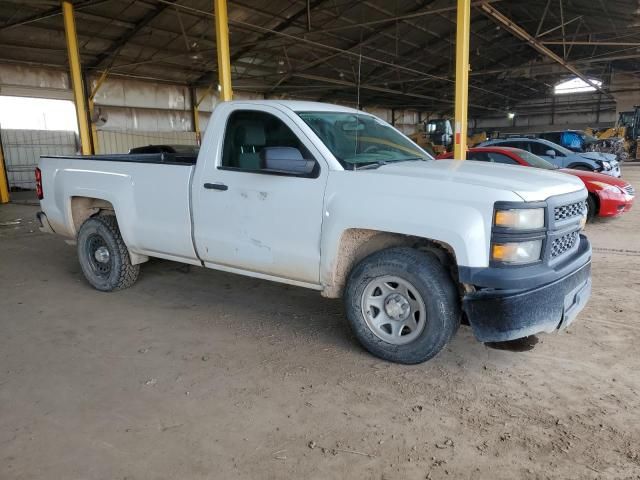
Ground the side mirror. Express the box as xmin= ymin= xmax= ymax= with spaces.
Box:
xmin=260 ymin=147 xmax=315 ymax=175
xmin=545 ymin=149 xmax=557 ymax=158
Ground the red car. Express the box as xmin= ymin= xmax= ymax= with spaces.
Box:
xmin=437 ymin=147 xmax=634 ymax=220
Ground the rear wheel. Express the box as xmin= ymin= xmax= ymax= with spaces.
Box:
xmin=77 ymin=215 xmax=140 ymax=291
xmin=344 ymin=247 xmax=460 ymax=364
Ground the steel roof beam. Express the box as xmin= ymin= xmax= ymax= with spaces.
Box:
xmin=479 ymin=2 xmax=612 ymax=98
xmin=0 ymin=0 xmax=108 ymax=31
xmin=88 ymin=4 xmax=171 ymax=69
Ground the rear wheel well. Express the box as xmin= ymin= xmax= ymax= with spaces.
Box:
xmin=70 ymin=197 xmax=115 ymax=234
xmin=323 ymin=228 xmax=458 ymax=298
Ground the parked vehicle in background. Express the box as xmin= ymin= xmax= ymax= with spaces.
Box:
xmin=537 ymin=130 xmax=597 ymax=153
xmin=129 ymin=144 xmax=200 ymax=156
xmin=35 ymin=100 xmax=592 ymax=364
xmin=408 ymin=118 xmax=452 ymax=155
xmin=480 ymin=137 xmax=621 ymax=178
xmin=438 ymin=147 xmax=635 ymax=220
xmin=589 ymin=106 xmax=640 ymax=162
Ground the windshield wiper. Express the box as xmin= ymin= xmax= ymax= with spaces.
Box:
xmin=354 ymin=161 xmax=387 ymax=170
xmin=352 ymin=157 xmax=429 ymax=170
xmin=391 ymin=157 xmax=429 ymax=163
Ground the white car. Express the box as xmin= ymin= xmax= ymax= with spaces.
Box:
xmin=36 ymin=101 xmax=592 ymax=364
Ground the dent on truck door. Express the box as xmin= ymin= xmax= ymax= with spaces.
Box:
xmin=192 ymin=109 xmax=328 ymax=284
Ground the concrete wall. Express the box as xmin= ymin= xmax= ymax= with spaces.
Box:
xmin=0 ymin=64 xmax=428 ymax=141
xmin=610 ymin=72 xmax=640 ymax=114
xmin=473 ymin=91 xmax=617 ymax=134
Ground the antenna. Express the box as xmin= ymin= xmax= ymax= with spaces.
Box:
xmin=356 ymin=52 xmax=362 ymax=110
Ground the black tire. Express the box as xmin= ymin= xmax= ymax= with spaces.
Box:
xmin=570 ymin=165 xmax=592 ymax=171
xmin=586 ymin=194 xmax=597 ymax=221
xmin=344 ymin=247 xmax=460 ymax=364
xmin=77 ymin=215 xmax=140 ymax=291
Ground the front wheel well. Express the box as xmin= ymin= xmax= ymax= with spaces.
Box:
xmin=322 ymin=229 xmax=458 ymax=299
xmin=567 ymin=163 xmax=595 ymax=171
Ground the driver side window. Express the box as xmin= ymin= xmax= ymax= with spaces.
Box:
xmin=530 ymin=141 xmax=563 ymax=157
xmin=221 ymin=110 xmax=316 ymax=173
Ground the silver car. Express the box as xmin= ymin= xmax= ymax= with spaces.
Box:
xmin=480 ymin=137 xmax=621 ymax=177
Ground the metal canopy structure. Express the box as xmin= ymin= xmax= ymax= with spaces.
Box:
xmin=0 ymin=0 xmax=639 ymax=115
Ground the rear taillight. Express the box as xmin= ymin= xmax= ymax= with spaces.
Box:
xmin=35 ymin=167 xmax=43 ymax=200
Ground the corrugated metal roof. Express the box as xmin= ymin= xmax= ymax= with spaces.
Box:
xmin=0 ymin=0 xmax=638 ymax=114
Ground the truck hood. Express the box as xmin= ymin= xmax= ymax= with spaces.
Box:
xmin=579 ymin=151 xmax=617 ymax=163
xmin=364 ymin=159 xmax=585 ymax=202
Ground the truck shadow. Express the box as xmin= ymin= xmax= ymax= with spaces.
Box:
xmin=139 ymin=259 xmax=548 ymax=360
xmin=485 ymin=335 xmax=539 ymax=352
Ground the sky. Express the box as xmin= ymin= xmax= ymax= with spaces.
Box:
xmin=0 ymin=96 xmax=78 ymax=131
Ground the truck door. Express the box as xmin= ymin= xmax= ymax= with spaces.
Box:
xmin=192 ymin=107 xmax=328 ymax=285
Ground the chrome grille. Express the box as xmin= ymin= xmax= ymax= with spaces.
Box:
xmin=624 ymin=184 xmax=635 ymax=196
xmin=554 ymin=201 xmax=586 ymax=222
xmin=551 ymin=231 xmax=579 ymax=258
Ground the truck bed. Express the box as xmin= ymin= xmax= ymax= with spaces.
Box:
xmin=38 ymin=154 xmax=199 ymax=264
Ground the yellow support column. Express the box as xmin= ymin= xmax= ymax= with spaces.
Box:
xmin=214 ymin=0 xmax=233 ymax=101
xmin=61 ymin=0 xmax=92 ymax=154
xmin=193 ymin=104 xmax=202 ymax=145
xmin=453 ymin=0 xmax=471 ymax=160
xmin=87 ymin=70 xmax=109 ymax=154
xmin=0 ymin=135 xmax=10 ymax=204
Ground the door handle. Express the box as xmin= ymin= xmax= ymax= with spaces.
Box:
xmin=204 ymin=183 xmax=228 ymax=191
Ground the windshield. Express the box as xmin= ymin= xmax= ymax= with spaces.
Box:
xmin=514 ymin=149 xmax=558 ymax=170
xmin=298 ymin=111 xmax=433 ymax=168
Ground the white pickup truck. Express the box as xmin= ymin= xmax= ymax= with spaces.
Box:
xmin=36 ymin=100 xmax=592 ymax=364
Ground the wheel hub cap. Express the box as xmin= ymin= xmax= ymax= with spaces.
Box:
xmin=384 ymin=293 xmax=410 ymax=320
xmin=94 ymin=246 xmax=110 ymax=263
xmin=360 ymin=275 xmax=428 ymax=345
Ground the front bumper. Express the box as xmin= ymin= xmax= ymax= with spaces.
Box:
xmin=597 ymin=192 xmax=634 ymax=217
xmin=462 ymin=239 xmax=592 ymax=343
xmin=600 ymin=165 xmax=621 ymax=178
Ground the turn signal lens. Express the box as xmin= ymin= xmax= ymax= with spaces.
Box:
xmin=35 ymin=167 xmax=43 ymax=200
xmin=491 ymin=240 xmax=542 ymax=264
xmin=579 ymin=213 xmax=587 ymax=230
xmin=494 ymin=208 xmax=544 ymax=230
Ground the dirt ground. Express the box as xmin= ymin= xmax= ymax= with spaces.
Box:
xmin=1 ymin=168 xmax=639 ymax=480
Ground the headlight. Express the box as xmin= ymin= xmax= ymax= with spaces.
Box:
xmin=600 ymin=161 xmax=611 ymax=170
xmin=592 ymin=181 xmax=625 ymax=194
xmin=494 ymin=208 xmax=545 ymax=230
xmin=491 ymin=240 xmax=543 ymax=264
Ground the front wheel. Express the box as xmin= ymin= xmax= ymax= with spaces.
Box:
xmin=586 ymin=195 xmax=597 ymax=221
xmin=77 ymin=215 xmax=140 ymax=291
xmin=344 ymin=247 xmax=460 ymax=364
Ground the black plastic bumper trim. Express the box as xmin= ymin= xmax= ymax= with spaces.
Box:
xmin=463 ymin=260 xmax=591 ymax=343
